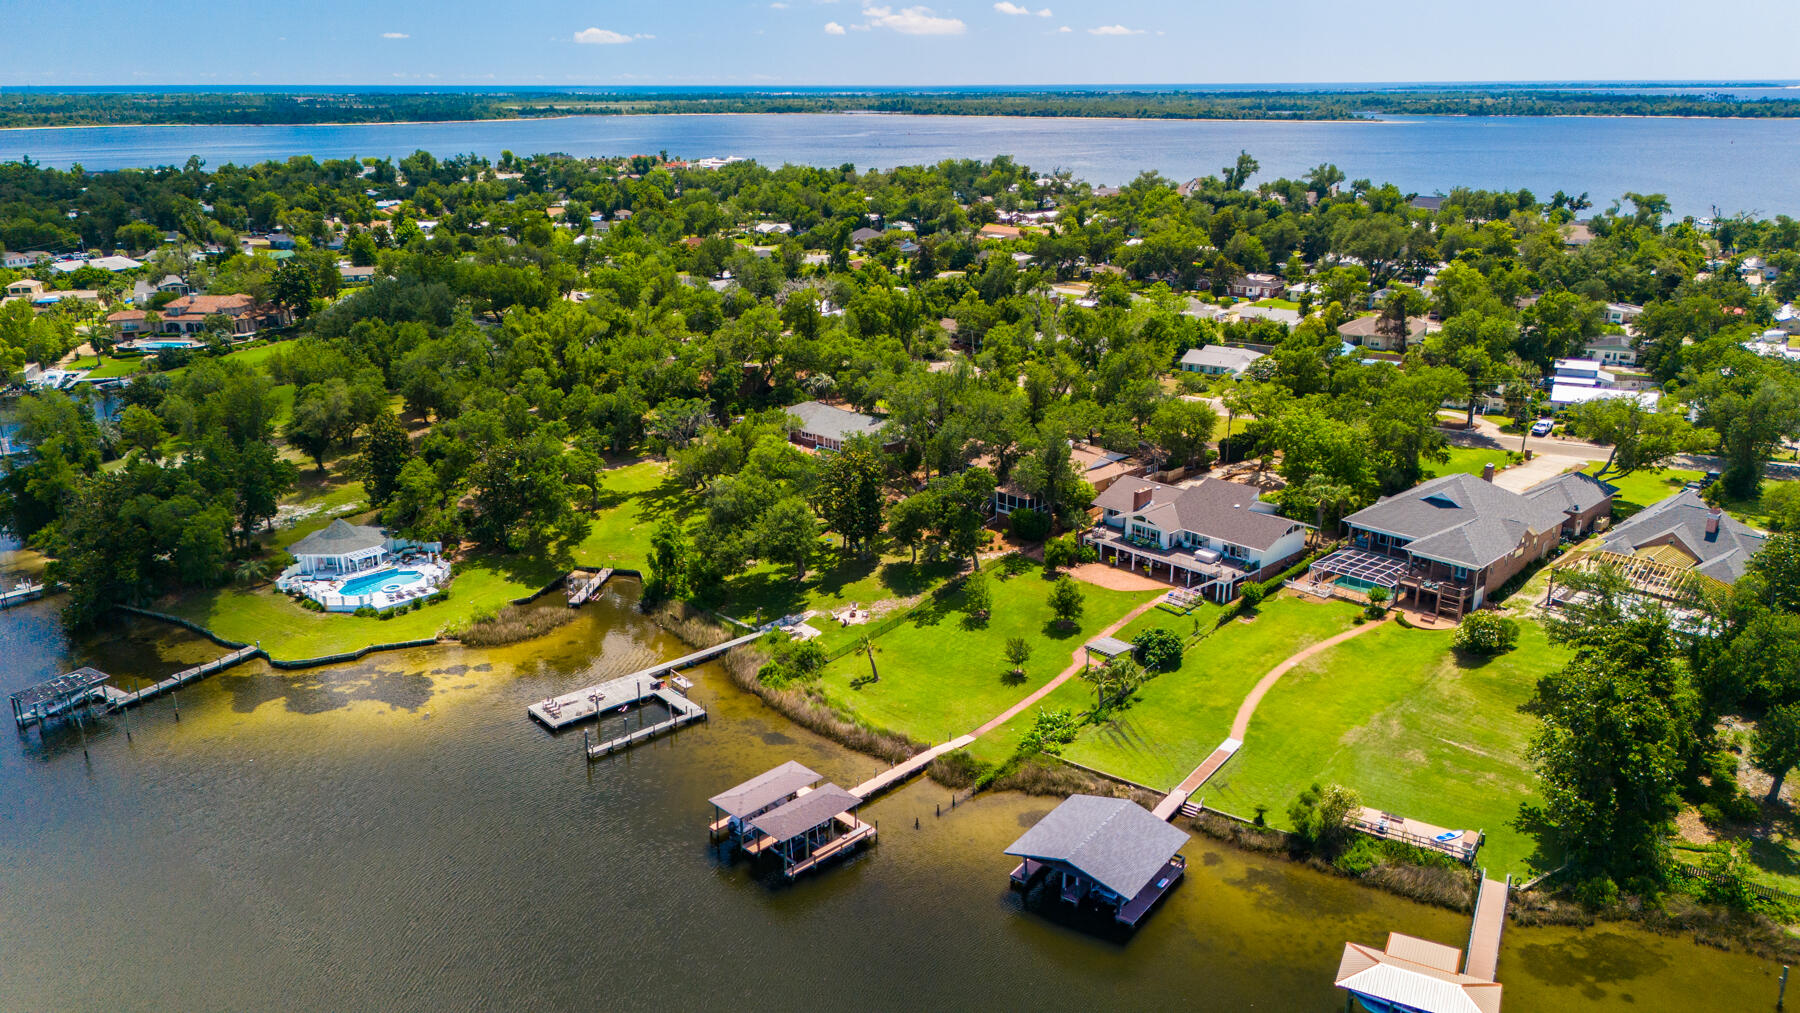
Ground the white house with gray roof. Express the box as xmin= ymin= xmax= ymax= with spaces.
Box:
xmin=1178 ymin=344 xmax=1265 ymax=377
xmin=1084 ymin=477 xmax=1309 ymax=601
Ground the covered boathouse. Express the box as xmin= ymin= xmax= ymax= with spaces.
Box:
xmin=1335 ymin=932 xmax=1502 ymax=1013
xmin=1005 ymin=794 xmax=1189 ymax=927
xmin=710 ymin=764 xmax=877 ymax=879
xmin=708 ymin=760 xmax=822 ymax=841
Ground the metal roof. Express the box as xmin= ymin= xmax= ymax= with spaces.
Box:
xmin=10 ymin=667 xmax=109 ymax=710
xmin=1335 ymin=939 xmax=1503 ymax=1013
xmin=1085 ymin=636 xmax=1133 ymax=658
xmin=1004 ymin=795 xmax=1189 ymax=900
xmin=708 ymin=761 xmax=821 ymax=819
xmin=749 ymin=783 xmax=861 ymax=841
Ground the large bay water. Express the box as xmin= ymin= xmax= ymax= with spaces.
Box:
xmin=4 ymin=112 xmax=1799 ymax=217
xmin=0 ymin=535 xmax=1785 ymax=1010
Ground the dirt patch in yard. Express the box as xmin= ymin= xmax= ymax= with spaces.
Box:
xmin=1065 ymin=562 xmax=1167 ymax=591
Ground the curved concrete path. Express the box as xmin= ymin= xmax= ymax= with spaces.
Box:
xmin=1151 ymin=613 xmax=1391 ymax=819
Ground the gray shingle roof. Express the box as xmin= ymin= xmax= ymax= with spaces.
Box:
xmin=708 ymin=761 xmax=820 ymax=819
xmin=289 ymin=519 xmax=387 ymax=557
xmin=786 ymin=401 xmax=887 ymax=443
xmin=749 ymin=783 xmax=862 ymax=841
xmin=1343 ymin=473 xmax=1567 ymax=570
xmin=1180 ymin=345 xmax=1265 ymax=371
xmin=1092 ymin=478 xmax=1305 ymax=551
xmin=1005 ymin=795 xmax=1189 ymax=900
xmin=1524 ymin=471 xmax=1615 ymax=518
xmin=1600 ymin=488 xmax=1767 ymax=585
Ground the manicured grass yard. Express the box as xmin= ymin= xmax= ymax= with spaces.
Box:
xmin=1429 ymin=445 xmax=1520 ymax=481
xmin=160 ymin=551 xmax=563 ymax=662
xmin=68 ymin=355 xmax=146 ymax=380
xmin=1583 ymin=464 xmax=1772 ymax=528
xmin=1201 ymin=618 xmax=1566 ymax=876
xmin=1059 ymin=596 xmax=1361 ymax=791
xmin=813 ymin=560 xmax=1157 ymax=752
xmin=568 ymin=459 xmax=697 ymax=571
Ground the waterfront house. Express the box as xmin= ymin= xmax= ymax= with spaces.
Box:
xmin=991 ymin=442 xmax=1147 ymax=516
xmin=1521 ymin=470 xmax=1615 ymax=539
xmin=1084 ymin=478 xmax=1309 ymax=601
xmin=105 ymin=308 xmax=151 ymax=336
xmin=159 ymin=292 xmax=291 ymax=338
xmin=785 ymin=400 xmax=892 ymax=453
xmin=1313 ymin=471 xmax=1573 ymax=618
xmin=1227 ymin=273 xmax=1285 ymax=299
xmin=1006 ymin=795 xmax=1189 ymax=928
xmin=276 ymin=519 xmax=447 ymax=613
xmin=1556 ymin=488 xmax=1766 ymax=604
xmin=1178 ymin=345 xmax=1265 ymax=377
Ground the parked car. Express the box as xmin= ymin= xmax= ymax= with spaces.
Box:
xmin=1530 ymin=418 xmax=1555 ymax=437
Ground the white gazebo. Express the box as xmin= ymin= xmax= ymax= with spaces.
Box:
xmin=289 ymin=519 xmax=392 ymax=577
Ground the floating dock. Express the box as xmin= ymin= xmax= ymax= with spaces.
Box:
xmin=0 ymin=579 xmax=49 ymax=609
xmin=566 ymin=568 xmax=612 ymax=607
xmin=525 ymin=630 xmax=761 ymax=733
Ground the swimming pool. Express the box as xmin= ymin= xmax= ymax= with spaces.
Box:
xmin=338 ymin=568 xmax=427 ymax=597
xmin=139 ymin=340 xmax=199 ymax=350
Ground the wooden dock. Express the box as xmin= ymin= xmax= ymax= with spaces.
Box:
xmin=849 ymin=735 xmax=976 ymax=800
xmin=102 ymin=646 xmax=262 ymax=709
xmin=1463 ymin=874 xmax=1510 ymax=981
xmin=566 ymin=568 xmax=612 ymax=607
xmin=0 ymin=580 xmax=48 ymax=609
xmin=585 ymin=681 xmax=708 ymax=758
xmin=525 ymin=630 xmax=762 ymax=731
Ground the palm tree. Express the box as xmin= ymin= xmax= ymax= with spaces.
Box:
xmin=233 ymin=557 xmax=276 ymax=587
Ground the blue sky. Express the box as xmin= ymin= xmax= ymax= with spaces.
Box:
xmin=7 ymin=0 xmax=1800 ymax=87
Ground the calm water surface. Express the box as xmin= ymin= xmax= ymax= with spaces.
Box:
xmin=4 ymin=113 xmax=1799 ymax=217
xmin=0 ymin=539 xmax=1783 ymax=1010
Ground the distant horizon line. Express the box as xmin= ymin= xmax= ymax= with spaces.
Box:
xmin=2 ymin=79 xmax=1797 ymax=92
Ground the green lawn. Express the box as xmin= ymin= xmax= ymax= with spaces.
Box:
xmin=1200 ymin=618 xmax=1566 ymax=876
xmin=1429 ymin=444 xmax=1521 ymax=481
xmin=159 ymin=551 xmax=563 ymax=662
xmin=567 ymin=459 xmax=696 ymax=570
xmin=1252 ymin=298 xmax=1301 ymax=310
xmin=68 ymin=355 xmax=146 ymax=379
xmin=813 ymin=560 xmax=1157 ymax=752
xmin=1059 ymin=596 xmax=1362 ymax=791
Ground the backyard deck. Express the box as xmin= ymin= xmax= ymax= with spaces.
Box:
xmin=1347 ymin=806 xmax=1481 ymax=864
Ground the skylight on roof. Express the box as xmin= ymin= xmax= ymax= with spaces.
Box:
xmin=1423 ymin=494 xmax=1460 ymax=509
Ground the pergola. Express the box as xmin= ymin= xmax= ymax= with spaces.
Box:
xmin=1308 ymin=548 xmax=1410 ymax=589
xmin=1548 ymin=547 xmax=1720 ymax=605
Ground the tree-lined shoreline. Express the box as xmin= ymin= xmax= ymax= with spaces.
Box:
xmin=3 ymin=87 xmax=1800 ymax=129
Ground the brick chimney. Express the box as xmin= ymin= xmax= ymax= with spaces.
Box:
xmin=1481 ymin=462 xmax=1496 ymax=483
xmin=1132 ymin=486 xmax=1155 ymax=511
xmin=1706 ymin=505 xmax=1722 ymax=537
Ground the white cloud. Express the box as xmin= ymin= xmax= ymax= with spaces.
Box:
xmin=770 ymin=1 xmax=789 ymax=6
xmin=824 ymin=20 xmax=847 ymax=33
xmin=1087 ymin=24 xmax=1143 ymax=35
xmin=1056 ymin=24 xmax=1071 ymax=32
xmin=993 ymin=2 xmax=1051 ymax=15
xmin=573 ymin=27 xmax=634 ymax=44
xmin=380 ymin=32 xmax=410 ymax=39
xmin=862 ymin=5 xmax=966 ymax=34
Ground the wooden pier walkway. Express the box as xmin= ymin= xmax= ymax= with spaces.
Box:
xmin=1150 ymin=617 xmax=1390 ymax=822
xmin=102 ymin=646 xmax=262 ymax=709
xmin=581 ymin=678 xmax=708 ymax=757
xmin=1463 ymin=875 xmax=1510 ymax=982
xmin=566 ymin=568 xmax=612 ymax=607
xmin=526 ymin=630 xmax=760 ymax=731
